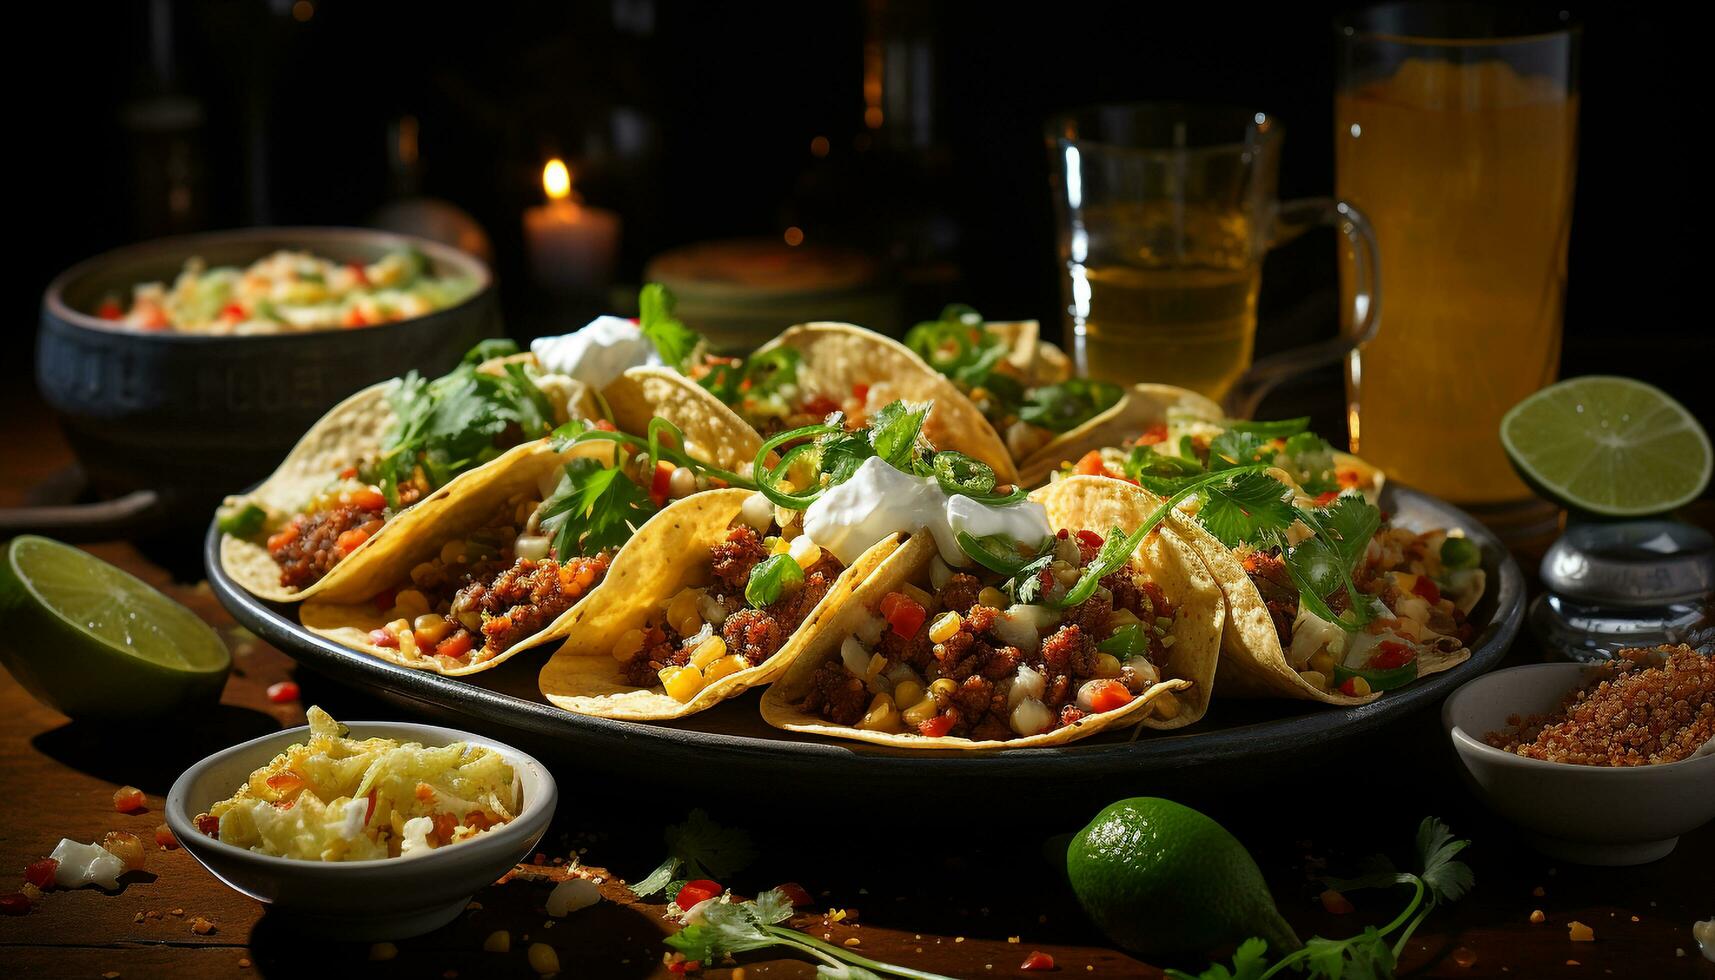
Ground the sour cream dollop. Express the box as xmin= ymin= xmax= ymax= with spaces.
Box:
xmin=805 ymin=456 xmax=1051 ymax=568
xmin=48 ymin=838 xmax=126 ymax=890
xmin=530 ymin=315 xmax=661 ymax=389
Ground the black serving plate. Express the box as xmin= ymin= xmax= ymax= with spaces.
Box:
xmin=206 ymin=485 xmax=1523 ymax=799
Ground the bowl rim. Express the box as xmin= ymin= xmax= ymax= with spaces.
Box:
xmin=1443 ymin=661 xmax=1715 ymax=775
xmin=165 ymin=717 xmax=555 ymax=872
xmin=42 ymin=226 xmax=493 ymax=344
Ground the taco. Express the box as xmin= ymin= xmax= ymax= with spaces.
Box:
xmin=296 ymin=383 xmax=764 ymax=676
xmin=536 ymin=488 xmax=902 ymax=719
xmin=1047 ymin=413 xmax=1486 ymax=703
xmin=759 ymin=474 xmax=1224 ymax=748
xmin=218 ymin=339 xmax=599 ymax=603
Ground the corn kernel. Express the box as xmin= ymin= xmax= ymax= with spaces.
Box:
xmin=1308 ymin=649 xmax=1337 ymax=677
xmin=527 ymin=943 xmax=560 ymax=975
xmin=394 ymin=589 xmax=430 ymax=618
xmin=928 ymin=611 xmax=962 ymax=643
xmin=976 ymin=587 xmax=1007 ymax=609
xmin=667 ymin=588 xmax=704 ymax=638
xmin=1093 ymin=652 xmax=1122 ymax=678
xmin=611 ymin=628 xmax=646 ymax=662
xmin=413 ymin=616 xmax=453 ymax=645
xmin=901 ymin=582 xmax=933 ymax=610
xmin=928 ymin=677 xmax=958 ymax=703
xmin=893 ymin=680 xmax=925 ymax=709
xmin=856 ymin=693 xmax=900 ymax=732
xmin=688 ymin=635 xmax=726 ymax=669
xmin=659 ymin=664 xmax=704 ymax=702
xmin=903 ymin=697 xmax=941 ymax=727
xmin=1153 ymin=694 xmax=1181 ymax=719
xmin=484 ymin=930 xmax=511 ymax=953
xmin=702 ymin=654 xmax=748 ymax=684
xmin=864 ymin=651 xmax=888 ymax=678
xmin=439 ymin=540 xmax=466 ymax=565
xmin=1344 ymin=675 xmax=1373 ymax=697
xmin=1299 ymin=670 xmax=1327 ymax=690
xmin=765 ymin=535 xmax=790 ymax=556
xmin=396 ymin=629 xmax=418 ymax=659
xmin=788 ymin=535 xmax=822 ymax=570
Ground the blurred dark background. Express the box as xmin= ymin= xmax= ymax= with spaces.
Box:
xmin=9 ymin=0 xmax=1706 ymax=414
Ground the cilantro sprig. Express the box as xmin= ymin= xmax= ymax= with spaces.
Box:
xmin=638 ymin=283 xmax=701 ymax=371
xmin=364 ymin=340 xmax=557 ymax=504
xmin=1168 ymin=818 xmax=1473 ymax=980
xmin=667 ymin=889 xmax=955 ymax=979
xmin=629 ymin=809 xmax=758 ymax=899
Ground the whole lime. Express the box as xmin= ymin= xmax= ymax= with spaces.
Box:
xmin=1066 ymin=797 xmax=1300 ymax=957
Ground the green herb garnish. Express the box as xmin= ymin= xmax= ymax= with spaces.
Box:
xmin=537 ymin=457 xmax=657 ymax=559
xmin=1169 ymin=818 xmax=1473 ymax=980
xmin=217 ymin=502 xmax=268 ymax=537
xmin=638 ymin=283 xmax=701 ymax=371
xmin=629 ymin=809 xmax=758 ymax=899
xmin=746 ymin=553 xmax=805 ymax=608
xmin=1017 ymin=377 xmax=1124 ymax=433
xmin=1439 ymin=537 xmax=1481 ymax=572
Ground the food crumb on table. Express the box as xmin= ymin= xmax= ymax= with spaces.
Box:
xmin=1568 ymin=921 xmax=1595 ymax=942
xmin=1531 ymin=910 xmax=1546 ymax=923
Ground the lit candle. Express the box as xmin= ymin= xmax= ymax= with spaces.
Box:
xmin=523 ymin=158 xmax=620 ymax=291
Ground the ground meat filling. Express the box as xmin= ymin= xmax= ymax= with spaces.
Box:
xmin=1244 ymin=538 xmax=1475 ymax=653
xmin=453 ymin=553 xmax=612 ymax=659
xmin=1242 ymin=549 xmax=1299 ymax=648
xmin=711 ymin=526 xmax=769 ymax=594
xmin=269 ymin=504 xmax=382 ymax=589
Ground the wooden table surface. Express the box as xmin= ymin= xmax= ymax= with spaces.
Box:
xmin=1 ymin=386 xmax=1711 ymax=980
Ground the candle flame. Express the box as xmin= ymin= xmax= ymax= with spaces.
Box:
xmin=543 ymin=159 xmax=571 ymax=201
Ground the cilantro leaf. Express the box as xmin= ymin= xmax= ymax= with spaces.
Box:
xmin=868 ymin=401 xmax=931 ymax=474
xmin=1281 ymin=431 xmax=1338 ymax=495
xmin=1197 ymin=471 xmax=1296 ymax=548
xmin=538 ymin=457 xmax=657 ymax=559
xmin=1415 ymin=818 xmax=1474 ymax=904
xmin=1017 ymin=378 xmax=1123 ymax=433
xmin=639 ymin=283 xmax=701 ymax=370
xmin=462 ymin=337 xmax=520 ymax=365
xmin=750 ymin=888 xmax=797 ymax=926
xmin=1208 ymin=428 xmax=1272 ymax=470
xmin=1281 ymin=495 xmax=1382 ymax=632
xmin=817 ymin=428 xmax=876 ymax=486
xmin=665 ymin=809 xmax=756 ymax=881
xmin=1165 ymin=937 xmax=1271 ymax=980
xmin=1225 ymin=416 xmax=1311 ymax=439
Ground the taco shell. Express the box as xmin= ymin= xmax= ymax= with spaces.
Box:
xmin=538 ymin=489 xmax=905 ymax=720
xmin=760 ymin=475 xmax=1225 ymax=748
xmin=1017 ymin=383 xmax=1225 ymax=487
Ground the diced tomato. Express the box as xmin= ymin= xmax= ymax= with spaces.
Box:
xmin=195 ymin=813 xmax=220 ymax=837
xmin=1056 ymin=528 xmax=1070 ymax=539
xmin=850 ymin=383 xmax=870 ymax=403
xmin=649 ymin=460 xmax=675 ymax=507
xmin=878 ymin=592 xmax=926 ymax=639
xmin=1038 ymin=567 xmax=1055 ymax=594
xmin=266 ymin=680 xmax=300 ymax=704
xmin=1370 ymin=641 xmax=1416 ymax=670
xmin=1020 ymin=950 xmax=1056 ymax=971
xmin=1339 ymin=677 xmax=1365 ymax=696
xmin=593 ymin=419 xmax=617 ymax=432
xmin=220 ymin=303 xmax=246 ymax=321
xmin=23 ymin=859 xmax=57 ymax=890
xmin=342 ymin=307 xmax=369 ymax=328
xmin=335 ymin=527 xmax=371 ymax=555
xmin=1136 ymin=423 xmax=1168 ymax=446
xmin=1410 ymin=576 xmax=1441 ymax=605
xmin=430 ymin=812 xmax=458 ymax=845
xmin=916 ymin=713 xmax=956 ymax=738
xmin=113 ymin=786 xmax=146 ymax=813
xmin=676 ymin=879 xmax=723 ymax=909
xmin=365 ymin=789 xmax=378 ymax=825
xmin=350 ymin=487 xmax=387 ymax=511
xmin=347 ymin=261 xmax=369 ymax=285
xmin=1074 ymin=450 xmax=1108 ymax=477
xmin=0 ymin=893 xmax=28 ymax=916
xmin=1315 ymin=490 xmax=1340 ymax=506
xmin=96 ymin=298 xmax=124 ymax=320
xmin=371 ymin=588 xmax=397 ymax=613
xmin=776 ymin=881 xmax=814 ymax=907
xmin=1083 ymin=679 xmax=1133 ymax=714
xmin=436 ymin=632 xmax=475 ymax=661
xmin=369 ymin=628 xmax=399 ymax=648
xmin=266 ymin=524 xmax=300 ymax=552
xmin=1075 ymin=529 xmax=1104 ymax=550
xmin=138 ymin=306 xmax=169 ymax=330
xmin=1337 ymin=467 xmax=1362 ymax=489
xmin=155 ymin=824 xmax=178 ymax=849
xmin=802 ymin=395 xmax=841 ymax=418
xmin=265 ymin=770 xmax=304 ymax=795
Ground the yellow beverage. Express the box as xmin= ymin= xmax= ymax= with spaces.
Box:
xmin=1338 ymin=57 xmax=1579 ymax=503
xmin=1074 ymin=203 xmax=1260 ymax=401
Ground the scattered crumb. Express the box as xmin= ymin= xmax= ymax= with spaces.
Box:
xmin=102 ymin=973 xmax=119 ymax=979
xmin=844 ymin=938 xmax=861 ymax=947
xmin=369 ymin=942 xmax=398 ymax=961
xmin=1629 ymin=916 xmax=1639 ymax=922
xmin=1008 ymin=936 xmax=1020 ymax=943
xmin=1533 ymin=886 xmax=1546 ymax=897
xmin=732 ymin=970 xmax=745 ymax=980
xmin=1531 ymin=910 xmax=1547 ymax=924
xmin=1677 ymin=949 xmax=1686 ymax=957
xmin=1567 ymin=960 xmax=1580 ymax=967
xmin=467 ymin=901 xmax=483 ymax=910
xmin=1320 ymin=889 xmax=1355 ymax=914
xmin=527 ymin=943 xmax=559 ymax=975
xmin=133 ymin=912 xmax=144 ymax=923
xmin=1569 ymin=921 xmax=1595 ymax=942
xmin=1452 ymin=947 xmax=1477 ymax=968
xmin=238 ymin=959 xmax=251 ymax=969
xmin=484 ymin=930 xmax=511 ymax=953
xmin=190 ymin=916 xmax=216 ymax=935
xmin=169 ymin=908 xmax=185 ymax=916
xmin=955 ymin=937 xmax=965 ymax=943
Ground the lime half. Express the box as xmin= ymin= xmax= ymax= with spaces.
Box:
xmin=1501 ymin=377 xmax=1711 ymax=517
xmin=0 ymin=536 xmax=230 ymax=719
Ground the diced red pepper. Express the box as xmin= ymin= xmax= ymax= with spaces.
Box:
xmin=649 ymin=460 xmax=675 ymax=507
xmin=802 ymin=395 xmax=842 ymax=418
xmin=1020 ymin=950 xmax=1056 ymax=971
xmin=1370 ymin=641 xmax=1416 ymax=670
xmin=1082 ymin=679 xmax=1133 ymax=714
xmin=676 ymin=879 xmax=723 ymax=909
xmin=429 ymin=812 xmax=459 ymax=845
xmin=1410 ymin=576 xmax=1441 ymax=605
xmin=1339 ymin=677 xmax=1366 ymax=696
xmin=1038 ymin=567 xmax=1056 ymax=595
xmin=368 ymin=628 xmax=399 ymax=648
xmin=436 ymin=632 xmax=475 ymax=661
xmin=347 ymin=261 xmax=369 ymax=285
xmin=265 ymin=770 xmax=305 ymax=795
xmin=917 ymin=713 xmax=957 ymax=737
xmin=342 ymin=307 xmax=369 ymax=328
xmin=220 ymin=303 xmax=246 ymax=321
xmin=0 ymin=893 xmax=28 ymax=916
xmin=1337 ymin=467 xmax=1362 ymax=489
xmin=776 ymin=881 xmax=814 ymax=907
xmin=850 ymin=383 xmax=870 ymax=403
xmin=23 ymin=859 xmax=57 ymax=890
xmin=878 ymin=592 xmax=926 ymax=639
xmin=1315 ymin=490 xmax=1340 ymax=506
xmin=1135 ymin=423 xmax=1168 ymax=446
xmin=365 ymin=789 xmax=379 ymax=825
xmin=96 ymin=298 xmax=124 ymax=320
xmin=195 ymin=813 xmax=220 ymax=837
xmin=1074 ymin=451 xmax=1108 ymax=477
xmin=1075 ymin=529 xmax=1104 ymax=550
xmin=1056 ymin=528 xmax=1070 ymax=539
xmin=593 ymin=419 xmax=617 ymax=432
xmin=350 ymin=487 xmax=387 ymax=511
xmin=267 ymin=680 xmax=301 ymax=703
xmin=335 ymin=527 xmax=371 ymax=555
xmin=138 ymin=306 xmax=169 ymax=330
xmin=155 ymin=824 xmax=179 ymax=849
xmin=113 ymin=786 xmax=146 ymax=813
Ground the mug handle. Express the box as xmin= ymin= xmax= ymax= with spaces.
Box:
xmin=1223 ymin=198 xmax=1380 ymax=419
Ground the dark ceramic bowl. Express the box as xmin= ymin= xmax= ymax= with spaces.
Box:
xmin=27 ymin=227 xmax=499 ymax=537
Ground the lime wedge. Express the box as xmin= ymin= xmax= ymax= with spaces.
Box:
xmin=1501 ymin=377 xmax=1711 ymax=517
xmin=0 ymin=536 xmax=230 ymax=719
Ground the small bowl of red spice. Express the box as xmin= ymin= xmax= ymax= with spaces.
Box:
xmin=1444 ymin=645 xmax=1715 ymax=866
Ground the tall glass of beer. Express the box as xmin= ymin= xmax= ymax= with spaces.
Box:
xmin=1049 ymin=104 xmax=1379 ymax=413
xmin=1337 ymin=5 xmax=1579 ymax=507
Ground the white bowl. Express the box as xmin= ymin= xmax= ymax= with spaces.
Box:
xmin=166 ymin=719 xmax=555 ymax=940
xmin=1444 ymin=662 xmax=1715 ymax=866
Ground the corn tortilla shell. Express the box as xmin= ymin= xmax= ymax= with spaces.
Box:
xmin=1017 ymin=383 xmax=1225 ymax=487
xmin=759 ymin=475 xmax=1225 ymax=748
